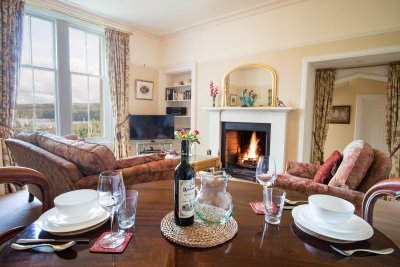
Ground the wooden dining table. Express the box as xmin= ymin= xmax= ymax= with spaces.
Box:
xmin=1 ymin=179 xmax=399 ymax=267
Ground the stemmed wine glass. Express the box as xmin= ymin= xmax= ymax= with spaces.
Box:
xmin=97 ymin=170 xmax=125 ymax=248
xmin=255 ymin=156 xmax=276 ymax=188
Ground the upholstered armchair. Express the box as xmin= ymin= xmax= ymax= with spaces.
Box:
xmin=275 ymin=140 xmax=391 ymax=210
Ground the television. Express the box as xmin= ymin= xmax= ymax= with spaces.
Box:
xmin=129 ymin=115 xmax=175 ymax=140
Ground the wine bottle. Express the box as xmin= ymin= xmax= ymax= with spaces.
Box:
xmin=174 ymin=139 xmax=195 ymax=226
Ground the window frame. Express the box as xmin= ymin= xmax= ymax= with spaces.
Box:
xmin=19 ymin=6 xmax=113 ymax=146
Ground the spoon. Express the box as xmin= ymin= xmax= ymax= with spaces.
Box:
xmin=330 ymin=245 xmax=394 ymax=256
xmin=11 ymin=241 xmax=77 ymax=253
xmin=284 ymin=199 xmax=308 ymax=205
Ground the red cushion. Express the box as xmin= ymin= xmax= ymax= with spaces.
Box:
xmin=314 ymin=150 xmax=343 ymax=184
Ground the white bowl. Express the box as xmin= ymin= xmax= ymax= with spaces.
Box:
xmin=54 ymin=189 xmax=98 ymax=218
xmin=308 ymin=194 xmax=355 ymax=224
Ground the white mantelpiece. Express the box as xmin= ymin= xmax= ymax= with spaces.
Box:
xmin=204 ymin=107 xmax=294 ymax=173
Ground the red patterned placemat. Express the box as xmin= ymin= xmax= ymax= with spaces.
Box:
xmin=90 ymin=232 xmax=133 ymax=253
xmin=249 ymin=202 xmax=265 ymax=214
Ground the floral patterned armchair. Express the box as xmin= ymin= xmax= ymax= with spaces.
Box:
xmin=275 ymin=140 xmax=391 ymax=210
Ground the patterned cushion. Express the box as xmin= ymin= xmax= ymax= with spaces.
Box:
xmin=357 ymin=149 xmax=391 ymax=193
xmin=314 ymin=150 xmax=342 ymax=184
xmin=286 ymin=161 xmax=320 ymax=179
xmin=36 ymin=132 xmax=117 ymax=176
xmin=14 ymin=131 xmax=39 ymax=145
xmin=63 ymin=133 xmax=86 ymax=142
xmin=328 ymin=140 xmax=374 ymax=190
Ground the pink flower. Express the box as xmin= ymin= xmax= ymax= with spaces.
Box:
xmin=194 ymin=130 xmax=199 ymax=135
xmin=210 ymin=81 xmax=218 ymax=98
xmin=180 ymin=129 xmax=186 ymax=135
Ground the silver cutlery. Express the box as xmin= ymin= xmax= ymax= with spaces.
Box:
xmin=11 ymin=241 xmax=77 ymax=252
xmin=16 ymin=238 xmax=89 ymax=244
xmin=284 ymin=199 xmax=308 ymax=205
xmin=330 ymin=245 xmax=394 ymax=256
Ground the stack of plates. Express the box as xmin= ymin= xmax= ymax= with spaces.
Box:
xmin=37 ymin=205 xmax=109 ymax=236
xmin=292 ymin=204 xmax=374 ymax=243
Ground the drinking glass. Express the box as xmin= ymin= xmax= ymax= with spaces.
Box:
xmin=263 ymin=187 xmax=286 ymax=225
xmin=255 ymin=156 xmax=276 ymax=188
xmin=97 ymin=170 xmax=125 ymax=248
xmin=117 ymin=190 xmax=139 ymax=231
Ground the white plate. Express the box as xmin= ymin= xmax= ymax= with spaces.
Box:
xmin=292 ymin=204 xmax=373 ymax=242
xmin=300 ymin=204 xmax=358 ymax=234
xmin=47 ymin=205 xmax=105 ymax=226
xmin=37 ymin=207 xmax=109 ymax=235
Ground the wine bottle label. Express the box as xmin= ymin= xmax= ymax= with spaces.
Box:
xmin=179 ymin=179 xmax=195 ymax=218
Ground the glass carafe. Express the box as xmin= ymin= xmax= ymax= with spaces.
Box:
xmin=194 ymin=170 xmax=233 ymax=224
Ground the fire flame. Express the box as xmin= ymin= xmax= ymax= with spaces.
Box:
xmin=242 ymin=131 xmax=260 ymax=160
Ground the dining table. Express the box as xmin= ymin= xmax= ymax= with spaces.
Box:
xmin=0 ymin=179 xmax=399 ymax=267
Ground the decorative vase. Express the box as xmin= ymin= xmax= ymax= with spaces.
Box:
xmin=212 ymin=97 xmax=216 ymax=107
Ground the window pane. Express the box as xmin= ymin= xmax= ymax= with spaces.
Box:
xmin=71 ymin=74 xmax=89 ymax=137
xmin=34 ymin=70 xmax=56 ymax=133
xmin=89 ymin=77 xmax=102 ymax=137
xmin=31 ymin=17 xmax=54 ymax=68
xmin=21 ymin=15 xmax=31 ymax=65
xmin=69 ymin=28 xmax=86 ymax=73
xmin=15 ymin=68 xmax=34 ymax=132
xmin=87 ymin=33 xmax=100 ymax=75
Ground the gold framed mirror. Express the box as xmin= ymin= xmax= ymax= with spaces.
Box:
xmin=221 ymin=63 xmax=277 ymax=107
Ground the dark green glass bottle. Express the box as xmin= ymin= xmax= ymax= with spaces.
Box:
xmin=174 ymin=139 xmax=195 ymax=226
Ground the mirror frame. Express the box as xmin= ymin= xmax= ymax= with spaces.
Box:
xmin=221 ymin=63 xmax=278 ymax=107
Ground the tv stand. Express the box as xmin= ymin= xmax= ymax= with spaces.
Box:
xmin=134 ymin=140 xmax=174 ymax=155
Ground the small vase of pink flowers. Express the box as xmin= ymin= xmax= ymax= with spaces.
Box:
xmin=210 ymin=81 xmax=218 ymax=107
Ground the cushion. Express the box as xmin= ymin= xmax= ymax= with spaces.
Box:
xmin=63 ymin=133 xmax=86 ymax=142
xmin=117 ymin=153 xmax=167 ymax=169
xmin=36 ymin=132 xmax=117 ymax=176
xmin=357 ymin=149 xmax=391 ymax=193
xmin=14 ymin=131 xmax=39 ymax=145
xmin=328 ymin=140 xmax=374 ymax=190
xmin=314 ymin=150 xmax=342 ymax=184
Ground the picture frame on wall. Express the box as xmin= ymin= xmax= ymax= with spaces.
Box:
xmin=135 ymin=80 xmax=154 ymax=100
xmin=229 ymin=94 xmax=237 ymax=106
xmin=330 ymin=105 xmax=351 ymax=124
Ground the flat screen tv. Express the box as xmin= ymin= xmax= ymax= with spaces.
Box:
xmin=129 ymin=115 xmax=175 ymax=140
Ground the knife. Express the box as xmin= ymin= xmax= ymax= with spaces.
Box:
xmin=15 ymin=238 xmax=90 ymax=244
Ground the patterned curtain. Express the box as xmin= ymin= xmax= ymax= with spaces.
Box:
xmin=386 ymin=62 xmax=400 ymax=177
xmin=105 ymin=28 xmax=130 ymax=159
xmin=0 ymin=0 xmax=25 ymax=193
xmin=311 ymin=69 xmax=336 ymax=164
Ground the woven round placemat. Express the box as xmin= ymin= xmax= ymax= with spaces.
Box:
xmin=160 ymin=211 xmax=238 ymax=248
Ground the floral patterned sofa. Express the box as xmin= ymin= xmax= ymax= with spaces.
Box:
xmin=6 ymin=131 xmax=180 ymax=200
xmin=275 ymin=140 xmax=391 ymax=210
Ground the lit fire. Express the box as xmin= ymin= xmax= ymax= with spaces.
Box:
xmin=239 ymin=131 xmax=260 ymax=166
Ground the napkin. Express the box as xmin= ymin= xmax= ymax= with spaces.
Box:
xmin=90 ymin=232 xmax=133 ymax=253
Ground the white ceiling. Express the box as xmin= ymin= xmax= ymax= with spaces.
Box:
xmin=55 ymin=0 xmax=289 ymax=37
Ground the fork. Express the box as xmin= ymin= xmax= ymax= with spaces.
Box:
xmin=330 ymin=245 xmax=394 ymax=256
xmin=284 ymin=199 xmax=308 ymax=205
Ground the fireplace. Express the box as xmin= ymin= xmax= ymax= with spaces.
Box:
xmin=221 ymin=122 xmax=271 ymax=181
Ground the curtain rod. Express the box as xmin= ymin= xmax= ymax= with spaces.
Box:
xmin=26 ymin=0 xmax=133 ymax=35
xmin=335 ymin=63 xmax=389 ymax=71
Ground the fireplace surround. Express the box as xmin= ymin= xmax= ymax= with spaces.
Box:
xmin=205 ymin=107 xmax=294 ymax=174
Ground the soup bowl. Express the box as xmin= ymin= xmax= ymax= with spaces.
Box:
xmin=54 ymin=189 xmax=98 ymax=218
xmin=308 ymin=194 xmax=355 ymax=224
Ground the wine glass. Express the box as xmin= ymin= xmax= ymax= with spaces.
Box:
xmin=97 ymin=170 xmax=125 ymax=248
xmin=255 ymin=156 xmax=276 ymax=188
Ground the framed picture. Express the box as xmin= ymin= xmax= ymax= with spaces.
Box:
xmin=229 ymin=94 xmax=237 ymax=106
xmin=135 ymin=80 xmax=153 ymax=100
xmin=330 ymin=105 xmax=351 ymax=124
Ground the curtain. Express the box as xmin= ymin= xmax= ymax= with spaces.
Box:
xmin=105 ymin=28 xmax=130 ymax=159
xmin=311 ymin=69 xmax=336 ymax=164
xmin=386 ymin=62 xmax=400 ymax=178
xmin=0 ymin=0 xmax=25 ymax=193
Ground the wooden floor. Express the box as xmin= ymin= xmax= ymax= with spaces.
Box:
xmin=0 ymin=188 xmax=399 ymax=248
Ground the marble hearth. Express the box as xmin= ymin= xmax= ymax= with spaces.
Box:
xmin=205 ymin=107 xmax=294 ymax=173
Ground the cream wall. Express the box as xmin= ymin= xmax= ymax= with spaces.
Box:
xmin=129 ymin=64 xmax=160 ymax=115
xmin=324 ymin=78 xmax=387 ymax=159
xmin=157 ymin=0 xmax=400 ymax=163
